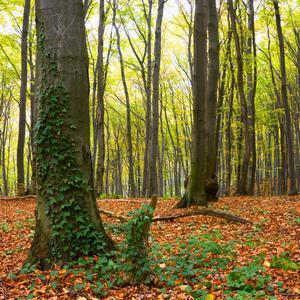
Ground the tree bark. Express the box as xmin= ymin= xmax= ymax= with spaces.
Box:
xmin=112 ymin=0 xmax=136 ymax=197
xmin=0 ymin=89 xmax=10 ymax=196
xmin=176 ymin=0 xmax=208 ymax=208
xmin=149 ymin=0 xmax=164 ymax=196
xmin=273 ymin=0 xmax=297 ymax=195
xmin=95 ymin=0 xmax=106 ymax=196
xmin=142 ymin=0 xmax=153 ymax=197
xmin=26 ymin=0 xmax=112 ymax=269
xmin=17 ymin=0 xmax=30 ymax=196
xmin=205 ymin=0 xmax=219 ymax=202
xmin=29 ymin=23 xmax=37 ymax=195
xmin=246 ymin=0 xmax=257 ymax=195
xmin=228 ymin=0 xmax=250 ymax=195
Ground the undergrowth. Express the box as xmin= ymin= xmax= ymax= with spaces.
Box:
xmin=18 ymin=204 xmax=277 ymax=299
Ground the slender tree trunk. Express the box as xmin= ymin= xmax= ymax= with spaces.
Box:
xmin=112 ymin=0 xmax=136 ymax=197
xmin=265 ymin=23 xmax=287 ymax=195
xmin=226 ymin=77 xmax=234 ymax=196
xmin=149 ymin=0 xmax=164 ymax=196
xmin=273 ymin=0 xmax=297 ymax=195
xmin=105 ymin=113 xmax=110 ymax=195
xmin=158 ymin=98 xmax=164 ymax=196
xmin=216 ymin=30 xmax=231 ymax=164
xmin=0 ymin=95 xmax=10 ymax=196
xmin=17 ymin=0 xmax=30 ymax=196
xmin=83 ymin=0 xmax=91 ymax=18
xmin=246 ymin=0 xmax=257 ymax=195
xmin=96 ymin=0 xmax=106 ymax=196
xmin=228 ymin=0 xmax=250 ymax=195
xmin=142 ymin=0 xmax=153 ymax=196
xmin=205 ymin=0 xmax=219 ymax=201
xmin=29 ymin=22 xmax=37 ymax=195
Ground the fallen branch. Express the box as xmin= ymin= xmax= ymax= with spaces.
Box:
xmin=99 ymin=196 xmax=158 ymax=223
xmin=99 ymin=207 xmax=253 ymax=224
xmin=99 ymin=208 xmax=129 ymax=222
xmin=153 ymin=208 xmax=253 ymax=224
xmin=99 ymin=199 xmax=151 ymax=204
xmin=0 ymin=195 xmax=36 ymax=201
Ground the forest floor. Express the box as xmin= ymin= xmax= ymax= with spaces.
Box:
xmin=0 ymin=195 xmax=299 ymax=299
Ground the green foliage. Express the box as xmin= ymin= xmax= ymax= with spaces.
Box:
xmin=104 ymin=223 xmax=126 ymax=235
xmin=270 ymin=253 xmax=299 ymax=271
xmin=226 ymin=256 xmax=271 ymax=298
xmin=98 ymin=193 xmax=122 ymax=199
xmin=294 ymin=217 xmax=300 ymax=225
xmin=0 ymin=222 xmax=10 ymax=232
xmin=120 ymin=204 xmax=154 ymax=283
xmin=150 ymin=233 xmax=235 ymax=291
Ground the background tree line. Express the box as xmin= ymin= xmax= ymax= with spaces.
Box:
xmin=0 ymin=0 xmax=299 ymax=198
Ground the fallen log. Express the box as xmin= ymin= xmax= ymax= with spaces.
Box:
xmin=99 ymin=207 xmax=253 ymax=225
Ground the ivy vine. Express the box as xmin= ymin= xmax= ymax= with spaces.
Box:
xmin=35 ymin=25 xmax=107 ymax=263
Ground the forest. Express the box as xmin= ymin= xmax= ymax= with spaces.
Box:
xmin=0 ymin=0 xmax=299 ymax=299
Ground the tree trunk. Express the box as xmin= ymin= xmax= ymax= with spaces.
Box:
xmin=96 ymin=0 xmax=106 ymax=196
xmin=149 ymin=0 xmax=164 ymax=196
xmin=142 ymin=0 xmax=153 ymax=197
xmin=17 ymin=0 xmax=30 ymax=196
xmin=0 ymin=91 xmax=10 ymax=196
xmin=158 ymin=98 xmax=164 ymax=196
xmin=28 ymin=20 xmax=37 ymax=195
xmin=112 ymin=0 xmax=136 ymax=197
xmin=273 ymin=0 xmax=297 ymax=195
xmin=205 ymin=0 xmax=219 ymax=202
xmin=246 ymin=0 xmax=257 ymax=195
xmin=226 ymin=77 xmax=234 ymax=196
xmin=176 ymin=0 xmax=208 ymax=208
xmin=26 ymin=0 xmax=112 ymax=269
xmin=228 ymin=0 xmax=250 ymax=195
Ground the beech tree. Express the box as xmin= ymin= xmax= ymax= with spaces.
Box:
xmin=273 ymin=0 xmax=297 ymax=195
xmin=112 ymin=0 xmax=136 ymax=197
xmin=205 ymin=0 xmax=219 ymax=201
xmin=149 ymin=0 xmax=165 ymax=196
xmin=26 ymin=0 xmax=112 ymax=268
xmin=176 ymin=0 xmax=208 ymax=208
xmin=95 ymin=0 xmax=106 ymax=196
xmin=17 ymin=0 xmax=30 ymax=196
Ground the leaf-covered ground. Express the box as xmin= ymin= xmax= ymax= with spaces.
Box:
xmin=0 ymin=196 xmax=299 ymax=299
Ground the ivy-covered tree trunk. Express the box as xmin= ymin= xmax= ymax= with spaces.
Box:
xmin=26 ymin=0 xmax=112 ymax=269
xmin=176 ymin=0 xmax=208 ymax=208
